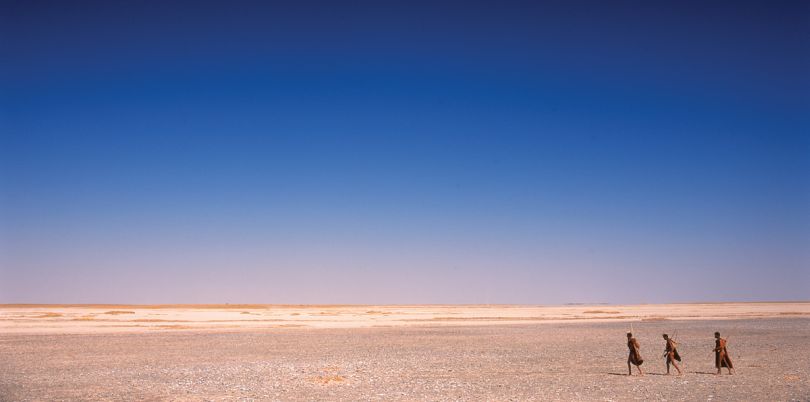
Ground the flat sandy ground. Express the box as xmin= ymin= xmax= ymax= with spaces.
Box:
xmin=1 ymin=303 xmax=809 ymax=401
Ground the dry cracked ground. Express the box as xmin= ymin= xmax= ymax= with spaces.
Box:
xmin=1 ymin=318 xmax=808 ymax=401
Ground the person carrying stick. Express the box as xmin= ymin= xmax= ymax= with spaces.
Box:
xmin=627 ymin=332 xmax=644 ymax=376
xmin=662 ymin=333 xmax=682 ymax=375
xmin=714 ymin=331 xmax=734 ymax=375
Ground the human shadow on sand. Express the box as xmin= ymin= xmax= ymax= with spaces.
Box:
xmin=607 ymin=372 xmax=669 ymax=376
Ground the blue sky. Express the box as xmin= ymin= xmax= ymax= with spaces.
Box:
xmin=1 ymin=1 xmax=808 ymax=303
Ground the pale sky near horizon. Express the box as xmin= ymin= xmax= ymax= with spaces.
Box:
xmin=1 ymin=1 xmax=808 ymax=304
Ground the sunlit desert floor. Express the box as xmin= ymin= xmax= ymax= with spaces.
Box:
xmin=1 ymin=303 xmax=808 ymax=400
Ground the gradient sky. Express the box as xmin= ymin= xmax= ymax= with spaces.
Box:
xmin=1 ymin=1 xmax=808 ymax=304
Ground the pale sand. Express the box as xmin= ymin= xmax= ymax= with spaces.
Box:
xmin=0 ymin=302 xmax=808 ymax=334
xmin=1 ymin=315 xmax=808 ymax=400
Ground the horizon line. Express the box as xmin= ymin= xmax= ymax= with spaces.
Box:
xmin=2 ymin=300 xmax=809 ymax=309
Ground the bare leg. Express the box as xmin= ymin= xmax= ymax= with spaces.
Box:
xmin=666 ymin=359 xmax=671 ymax=375
xmin=672 ymin=360 xmax=682 ymax=375
xmin=636 ymin=364 xmax=644 ymax=376
xmin=628 ymin=359 xmax=632 ymax=376
xmin=718 ymin=353 xmax=730 ymax=375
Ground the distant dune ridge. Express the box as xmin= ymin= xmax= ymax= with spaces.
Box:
xmin=1 ymin=302 xmax=808 ymax=334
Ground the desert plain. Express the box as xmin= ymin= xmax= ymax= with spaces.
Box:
xmin=1 ymin=302 xmax=808 ymax=401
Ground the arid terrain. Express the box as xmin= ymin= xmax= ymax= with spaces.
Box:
xmin=1 ymin=303 xmax=808 ymax=400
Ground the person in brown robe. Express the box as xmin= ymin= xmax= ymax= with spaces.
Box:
xmin=662 ymin=334 xmax=682 ymax=375
xmin=627 ymin=332 xmax=644 ymax=375
xmin=714 ymin=332 xmax=734 ymax=374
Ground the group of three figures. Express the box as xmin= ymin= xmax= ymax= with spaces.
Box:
xmin=626 ymin=331 xmax=734 ymax=376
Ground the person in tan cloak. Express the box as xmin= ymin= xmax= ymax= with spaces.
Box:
xmin=662 ymin=334 xmax=682 ymax=375
xmin=714 ymin=331 xmax=734 ymax=375
xmin=627 ymin=332 xmax=644 ymax=375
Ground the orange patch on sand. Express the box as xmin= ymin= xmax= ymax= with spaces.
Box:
xmin=312 ymin=371 xmax=346 ymax=384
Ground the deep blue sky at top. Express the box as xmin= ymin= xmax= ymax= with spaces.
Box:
xmin=1 ymin=1 xmax=808 ymax=303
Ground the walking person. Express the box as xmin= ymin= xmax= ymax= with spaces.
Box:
xmin=627 ymin=332 xmax=644 ymax=376
xmin=714 ymin=331 xmax=734 ymax=375
xmin=662 ymin=334 xmax=682 ymax=375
